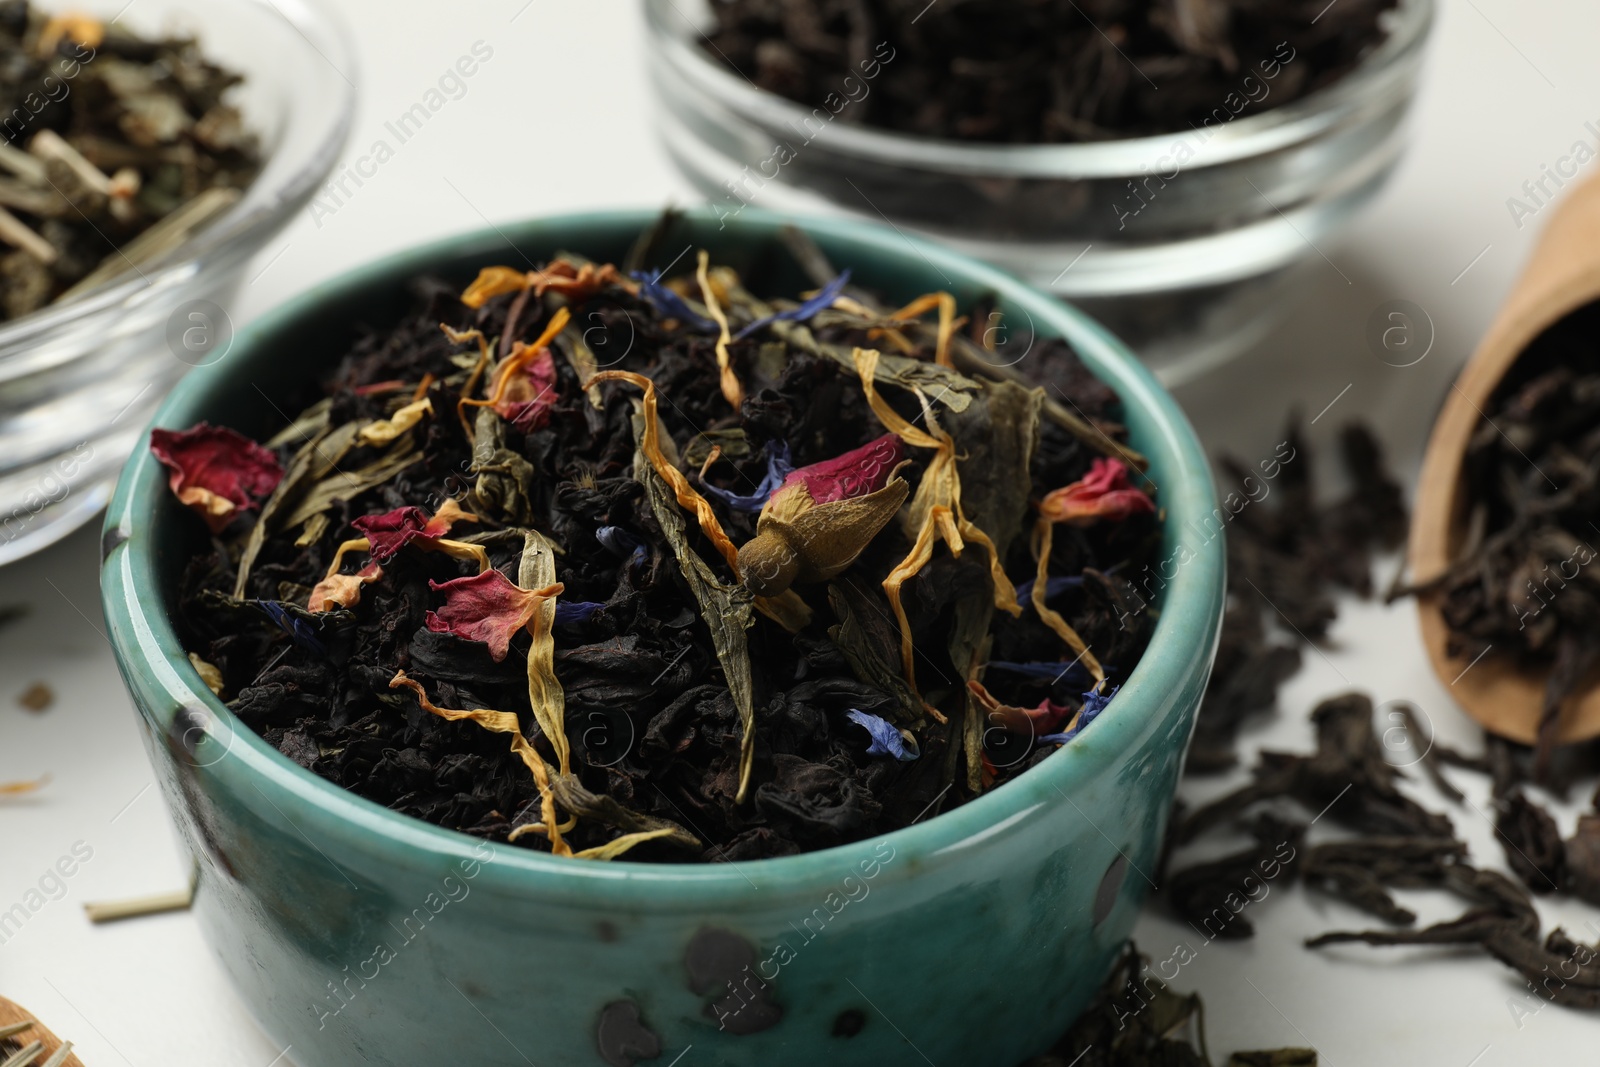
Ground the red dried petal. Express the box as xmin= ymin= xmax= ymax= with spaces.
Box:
xmin=492 ymin=348 xmax=559 ymax=432
xmin=425 ymin=569 xmax=544 ymax=662
xmin=1039 ymin=457 xmax=1154 ymax=526
xmin=969 ymin=678 xmax=1074 ymax=737
xmin=150 ymin=423 xmax=282 ymax=534
xmin=782 ymin=432 xmax=903 ymax=506
xmin=351 ymin=506 xmax=431 ymax=562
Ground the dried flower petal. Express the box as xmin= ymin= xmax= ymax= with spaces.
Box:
xmin=554 ymin=601 xmax=603 ymax=626
xmin=458 ymin=307 xmax=570 ymax=429
xmin=492 ymin=346 xmax=558 ymax=432
xmin=389 ymin=670 xmax=571 ymax=856
xmin=356 ymin=397 xmax=433 ymax=446
xmin=352 ymin=499 xmax=477 ymax=563
xmin=308 ymin=561 xmax=381 ymax=613
xmin=846 ymin=709 xmax=919 ymax=761
xmin=588 ymin=370 xmax=743 ymax=573
xmin=460 ymin=259 xmax=631 ymax=310
xmin=696 ymin=250 xmax=743 ymax=408
xmin=984 ymin=659 xmax=1094 ymax=688
xmin=701 ymin=440 xmax=794 ymax=513
xmin=426 ymin=569 xmax=561 ymax=662
xmin=967 ymin=679 xmax=1075 ymax=737
xmin=735 ymin=270 xmax=851 ymax=340
xmin=631 ymin=268 xmax=719 ymax=333
xmin=1040 ymin=458 xmax=1155 ymax=525
xmin=778 ymin=433 xmax=903 ymax=511
xmin=257 ymin=601 xmax=326 ymax=655
xmin=1038 ymin=686 xmax=1119 ymax=745
xmin=188 ymin=652 xmax=225 ymax=696
xmin=150 ymin=423 xmax=283 ymax=534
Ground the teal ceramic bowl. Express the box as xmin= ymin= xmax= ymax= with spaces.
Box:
xmin=101 ymin=209 xmax=1224 ymax=1067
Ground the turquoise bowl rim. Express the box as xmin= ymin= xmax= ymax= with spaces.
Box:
xmin=101 ymin=207 xmax=1223 ymax=907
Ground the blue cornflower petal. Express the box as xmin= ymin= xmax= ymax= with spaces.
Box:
xmin=1037 ymin=685 xmax=1119 ymax=746
xmin=700 ymin=440 xmax=795 ymax=513
xmin=554 ymin=601 xmax=604 ymax=626
xmin=630 ymin=269 xmax=720 ymax=333
xmin=734 ymin=270 xmax=851 ymax=340
xmin=846 ymin=709 xmax=919 ymax=761
xmin=1013 ymin=574 xmax=1086 ymax=605
xmin=985 ymin=660 xmax=1094 ymax=687
xmin=596 ymin=525 xmax=649 ymax=566
xmin=256 ymin=601 xmax=326 ymax=656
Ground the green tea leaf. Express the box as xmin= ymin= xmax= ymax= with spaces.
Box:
xmin=631 ymin=408 xmax=758 ymax=803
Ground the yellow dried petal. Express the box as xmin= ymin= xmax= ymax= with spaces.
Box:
xmin=696 ymin=250 xmax=744 ymax=409
xmin=574 ymin=827 xmax=680 ymax=861
xmin=458 ymin=307 xmax=571 ymax=428
xmin=356 ymin=397 xmax=433 ymax=447
xmin=188 ymin=652 xmax=225 ymax=696
xmin=390 ymin=670 xmax=571 ymax=856
xmin=1030 ymin=516 xmax=1105 ymax=683
xmin=460 ymin=266 xmax=529 ymax=309
xmin=587 ymin=370 xmax=742 ymax=574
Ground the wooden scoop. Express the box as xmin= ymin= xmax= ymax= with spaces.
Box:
xmin=0 ymin=996 xmax=85 ymax=1067
xmin=1412 ymin=170 xmax=1600 ymax=745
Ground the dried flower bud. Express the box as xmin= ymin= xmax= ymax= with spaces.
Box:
xmin=1039 ymin=458 xmax=1154 ymax=525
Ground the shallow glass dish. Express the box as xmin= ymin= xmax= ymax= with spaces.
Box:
xmin=644 ymin=0 xmax=1433 ymax=383
xmin=102 ymin=208 xmax=1225 ymax=1067
xmin=0 ymin=0 xmax=355 ymax=566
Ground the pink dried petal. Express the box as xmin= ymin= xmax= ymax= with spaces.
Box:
xmin=150 ymin=423 xmax=282 ymax=534
xmin=351 ymin=506 xmax=431 ymax=562
xmin=780 ymin=432 xmax=903 ymax=507
xmin=425 ymin=569 xmax=545 ymax=662
xmin=492 ymin=348 xmax=559 ymax=432
xmin=1039 ymin=457 xmax=1155 ymax=526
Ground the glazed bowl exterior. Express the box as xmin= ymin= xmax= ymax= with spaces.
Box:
xmin=0 ymin=0 xmax=355 ymax=566
xmin=644 ymin=0 xmax=1433 ymax=382
xmin=101 ymin=209 xmax=1225 ymax=1067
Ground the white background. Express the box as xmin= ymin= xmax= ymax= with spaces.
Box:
xmin=4 ymin=1 xmax=1600 ymax=1063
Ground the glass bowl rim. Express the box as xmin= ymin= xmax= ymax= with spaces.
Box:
xmin=643 ymin=0 xmax=1435 ymax=179
xmin=0 ymin=0 xmax=358 ymax=353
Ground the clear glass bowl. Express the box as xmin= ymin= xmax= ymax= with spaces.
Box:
xmin=644 ymin=0 xmax=1434 ymax=383
xmin=0 ymin=0 xmax=355 ymax=566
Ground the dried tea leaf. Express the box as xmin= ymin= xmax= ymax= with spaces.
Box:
xmin=631 ymin=406 xmax=759 ymax=803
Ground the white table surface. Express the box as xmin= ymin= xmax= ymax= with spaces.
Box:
xmin=5 ymin=1 xmax=1599 ymax=1063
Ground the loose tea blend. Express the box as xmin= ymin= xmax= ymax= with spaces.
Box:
xmin=0 ymin=5 xmax=260 ymax=319
xmin=1155 ymin=416 xmax=1600 ymax=1014
xmin=166 ymin=234 xmax=1163 ymax=862
xmin=1401 ymin=300 xmax=1600 ymax=773
xmin=702 ymin=0 xmax=1399 ymax=144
